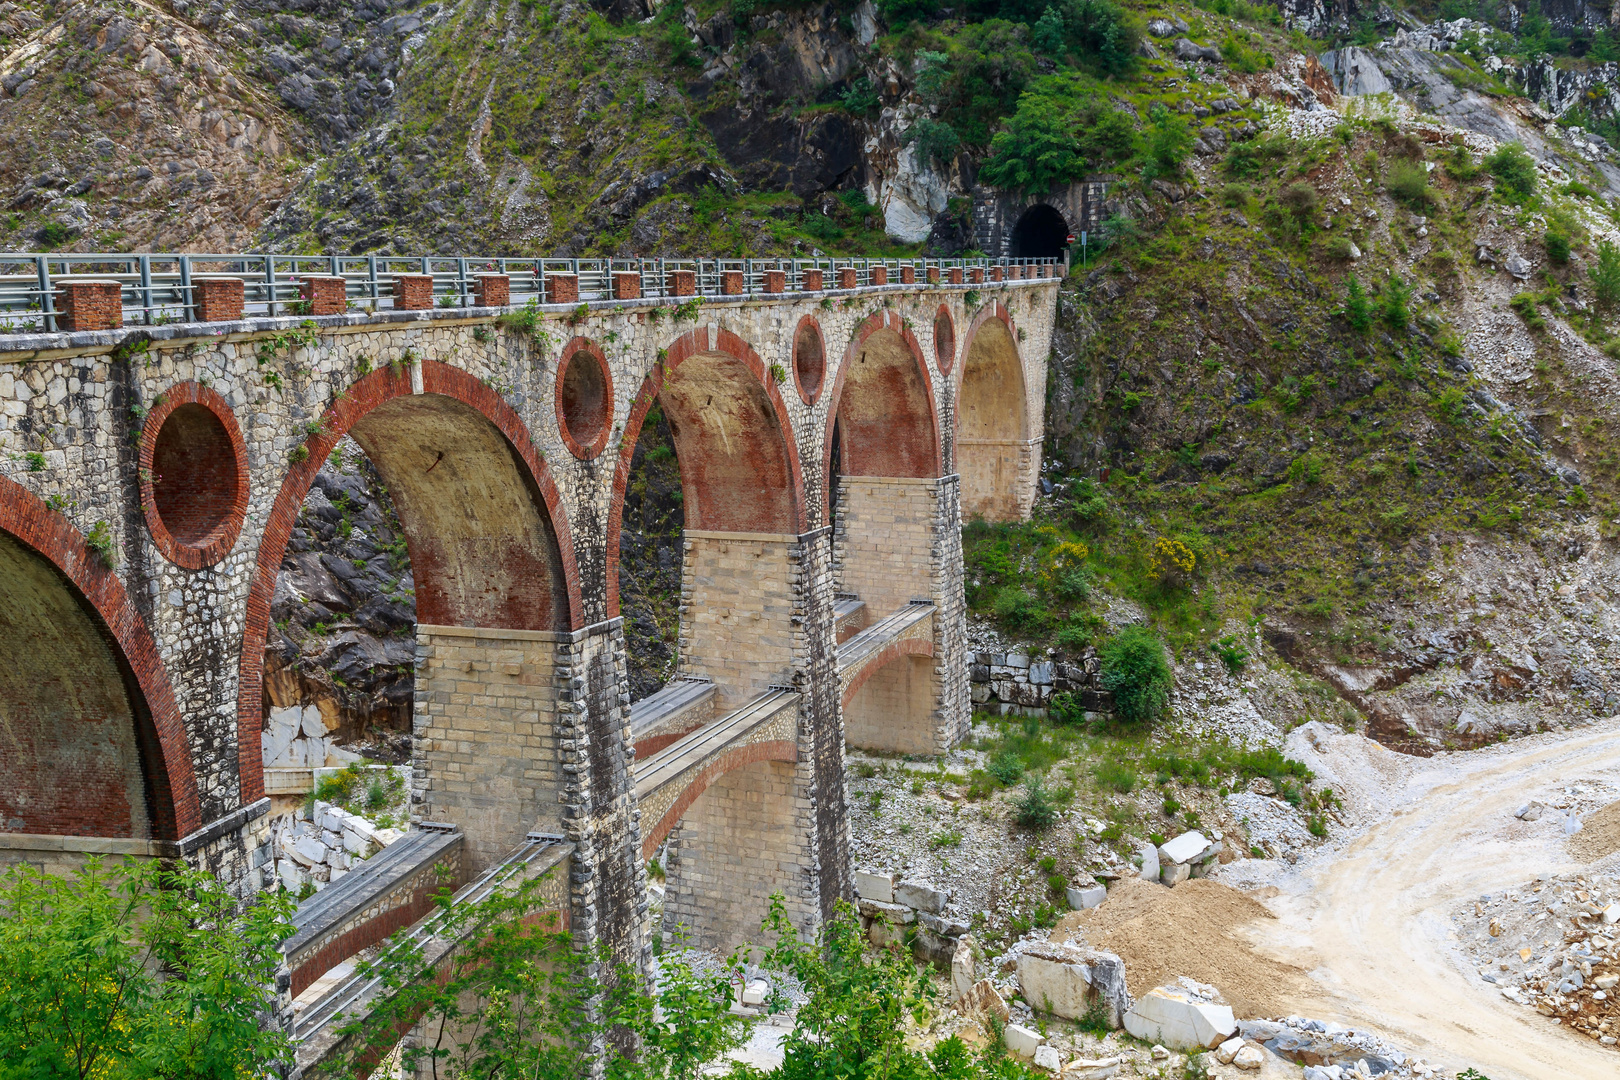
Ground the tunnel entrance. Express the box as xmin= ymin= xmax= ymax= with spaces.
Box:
xmin=1009 ymin=203 xmax=1069 ymax=260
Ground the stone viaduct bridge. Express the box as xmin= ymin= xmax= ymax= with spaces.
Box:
xmin=0 ymin=253 xmax=1059 ymax=1061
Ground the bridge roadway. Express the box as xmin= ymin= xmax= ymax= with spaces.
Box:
xmin=0 ymin=249 xmax=1059 ymax=1062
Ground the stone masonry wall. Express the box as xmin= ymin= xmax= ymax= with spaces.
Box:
xmin=833 ymin=477 xmax=938 ymax=618
xmin=678 ymin=531 xmax=798 ymax=711
xmin=410 ymin=625 xmax=564 ymax=872
xmin=0 ymin=278 xmax=1057 ymax=917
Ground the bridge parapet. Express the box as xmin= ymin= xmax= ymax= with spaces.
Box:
xmin=628 ymin=675 xmax=717 ymax=758
xmin=0 ymin=252 xmax=1062 ymax=334
xmin=281 ymin=823 xmax=464 ymax=1001
xmin=290 ymin=833 xmax=571 ymax=1077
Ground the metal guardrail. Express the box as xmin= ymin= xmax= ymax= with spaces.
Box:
xmin=0 ymin=252 xmax=1065 ymax=333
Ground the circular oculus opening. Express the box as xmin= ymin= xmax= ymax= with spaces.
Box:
xmin=934 ymin=309 xmax=956 ymax=374
xmin=559 ymin=347 xmax=612 ymax=458
xmin=152 ymin=403 xmax=242 ymax=548
xmin=793 ymin=321 xmax=826 ymax=403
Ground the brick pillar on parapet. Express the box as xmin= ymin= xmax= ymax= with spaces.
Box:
xmin=409 ymin=620 xmax=645 ymax=970
xmin=660 ymin=527 xmax=850 ymax=953
xmin=833 ymin=475 xmax=970 ymax=754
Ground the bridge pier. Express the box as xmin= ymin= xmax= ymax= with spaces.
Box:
xmin=655 ymin=527 xmax=848 ymax=953
xmin=833 ymin=475 xmax=970 ymax=755
xmin=411 ymin=618 xmax=645 ymax=966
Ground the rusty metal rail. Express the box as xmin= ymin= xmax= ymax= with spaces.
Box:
xmin=0 ymin=252 xmax=1065 ymax=333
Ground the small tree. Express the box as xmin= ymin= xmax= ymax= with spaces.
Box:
xmin=1484 ymin=142 xmax=1537 ymax=202
xmin=1099 ymin=624 xmax=1173 ymax=727
xmin=1141 ymin=102 xmax=1192 ymax=180
xmin=1382 ymin=274 xmax=1413 ymax=331
xmin=761 ymin=896 xmax=933 ymax=1080
xmin=1591 ymin=239 xmax=1620 ymax=307
xmin=1278 ymin=181 xmax=1320 ymax=232
xmin=1344 ymin=274 xmax=1373 ymax=332
xmin=0 ymin=857 xmax=296 ymax=1079
xmin=1015 ymin=777 xmax=1060 ymax=830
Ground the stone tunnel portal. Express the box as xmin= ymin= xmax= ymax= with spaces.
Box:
xmin=1009 ymin=203 xmax=1070 ymax=261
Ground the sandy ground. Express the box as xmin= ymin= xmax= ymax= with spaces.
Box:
xmin=1225 ymin=718 xmax=1620 ymax=1080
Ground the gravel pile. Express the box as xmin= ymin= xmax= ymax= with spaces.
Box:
xmin=1453 ymin=868 xmax=1620 ymax=1049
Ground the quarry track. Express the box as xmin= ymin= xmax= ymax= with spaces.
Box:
xmin=1249 ymin=719 xmax=1620 ymax=1079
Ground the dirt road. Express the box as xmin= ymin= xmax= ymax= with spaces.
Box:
xmin=1244 ymin=720 xmax=1620 ymax=1080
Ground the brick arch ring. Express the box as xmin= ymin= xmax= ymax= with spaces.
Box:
xmin=819 ymin=309 xmax=944 ymax=517
xmin=555 ymin=336 xmax=614 ymax=461
xmin=139 ymin=381 xmax=251 ymax=569
xmin=235 ymin=359 xmax=584 ymax=805
xmin=0 ymin=475 xmax=202 ymax=837
xmin=839 ymin=637 xmax=936 ymax=710
xmin=605 ymin=325 xmax=808 ymax=618
xmin=638 ymin=738 xmax=800 ymax=860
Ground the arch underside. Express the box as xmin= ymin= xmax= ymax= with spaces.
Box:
xmin=842 ymin=640 xmax=936 ymax=757
xmin=659 ymin=351 xmax=797 ymax=534
xmin=836 ymin=327 xmax=939 ymax=481
xmin=958 ymin=316 xmax=1031 ymax=522
xmin=0 ymin=532 xmax=174 ymax=841
xmin=349 ymin=394 xmax=569 ymax=631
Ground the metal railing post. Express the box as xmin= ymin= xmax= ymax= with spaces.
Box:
xmin=264 ymin=254 xmax=278 ymax=318
xmin=139 ymin=255 xmax=153 ymax=325
xmin=457 ymin=257 xmax=469 ymax=306
xmin=36 ymin=255 xmax=53 ymax=332
xmin=179 ymin=255 xmax=194 ymax=322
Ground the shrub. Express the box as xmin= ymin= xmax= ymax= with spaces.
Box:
xmin=992 ymin=586 xmax=1046 ymax=631
xmin=902 ymin=117 xmax=960 ymax=168
xmin=1141 ymin=102 xmax=1192 ymax=180
xmin=1386 ymin=158 xmax=1432 ymax=210
xmin=1343 ymin=274 xmax=1373 ymax=331
xmin=1146 ymin=536 xmax=1197 ymax=586
xmin=1381 ymin=274 xmax=1412 ymax=331
xmin=988 ymin=750 xmax=1025 ymax=785
xmin=1099 ymin=625 xmax=1173 ymax=727
xmin=1278 ymin=181 xmax=1320 ymax=229
xmin=1325 ymin=235 xmax=1358 ymax=260
xmin=1484 ymin=142 xmax=1537 ymax=201
xmin=1220 ymin=182 xmax=1252 ymax=207
xmin=1286 ymin=453 xmax=1325 ymax=484
xmin=1015 ymin=777 xmax=1060 ymax=830
xmin=1591 ymin=239 xmax=1620 ymax=307
xmin=1545 ymin=229 xmax=1571 ymax=264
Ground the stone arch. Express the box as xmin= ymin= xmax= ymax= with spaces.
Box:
xmin=958 ymin=301 xmax=1033 ymax=522
xmin=840 ymin=637 xmax=935 ymax=710
xmin=819 ymin=310 xmax=942 ymax=514
xmin=237 ymin=360 xmax=582 ymax=805
xmin=638 ymin=740 xmax=799 ymax=860
xmin=606 ymin=326 xmax=806 ymax=618
xmin=1010 ymin=202 xmax=1069 ymax=260
xmin=0 ymin=476 xmax=199 ymax=840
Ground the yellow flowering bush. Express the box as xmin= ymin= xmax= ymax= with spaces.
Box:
xmin=1147 ymin=536 xmax=1197 ymax=586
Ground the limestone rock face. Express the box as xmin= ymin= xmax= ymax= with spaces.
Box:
xmin=1122 ymin=984 xmax=1237 ymax=1050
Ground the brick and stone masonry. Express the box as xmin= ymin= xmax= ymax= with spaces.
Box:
xmin=612 ymin=272 xmax=642 ymax=301
xmin=194 ymin=278 xmax=245 ymax=322
xmin=802 ymin=269 xmax=824 ymax=291
xmin=393 ymin=274 xmax=433 ymax=310
xmin=763 ymin=270 xmax=786 ymax=294
xmin=667 ymin=270 xmax=695 ymax=297
xmin=549 ymin=274 xmax=580 ymax=304
xmin=0 ymin=269 xmax=1059 ymax=972
xmin=721 ymin=270 xmax=744 ymax=295
xmin=55 ymin=280 xmax=123 ymax=331
xmin=837 ymin=267 xmax=857 ymax=289
xmin=300 ymin=276 xmax=347 ymax=316
xmin=475 ymin=274 xmax=510 ymax=308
